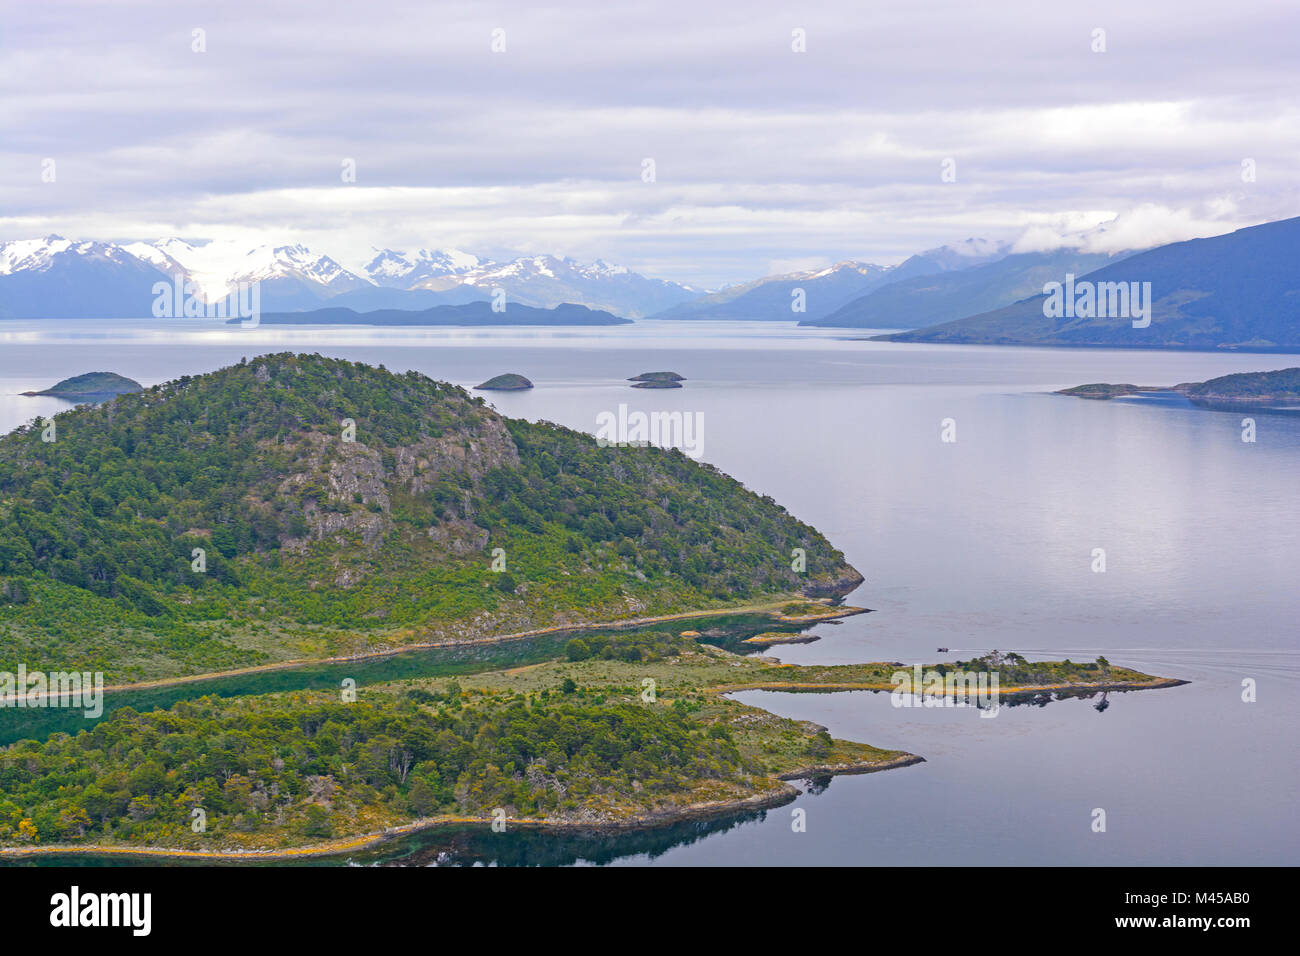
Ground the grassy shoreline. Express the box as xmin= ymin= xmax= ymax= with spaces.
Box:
xmin=1 ymin=597 xmax=864 ymax=702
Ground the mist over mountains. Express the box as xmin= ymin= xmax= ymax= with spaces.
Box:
xmin=0 ymin=233 xmax=1017 ymax=321
xmin=3 ymin=219 xmax=1296 ymax=350
xmin=875 ymin=217 xmax=1300 ymax=350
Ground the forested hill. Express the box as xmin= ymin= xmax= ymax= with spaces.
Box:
xmin=0 ymin=353 xmax=859 ymax=680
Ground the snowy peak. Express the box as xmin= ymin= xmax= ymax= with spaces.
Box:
xmin=0 ymin=235 xmax=144 ymax=275
xmin=122 ymin=239 xmax=369 ymax=300
xmin=0 ymin=235 xmax=696 ymax=318
xmin=796 ymin=260 xmax=889 ymax=281
xmin=363 ymin=247 xmax=483 ymax=287
xmin=383 ymin=250 xmax=697 ymax=315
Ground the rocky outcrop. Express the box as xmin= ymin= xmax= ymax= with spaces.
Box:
xmin=426 ymin=518 xmax=490 ymax=555
xmin=394 ymin=415 xmax=519 ymax=495
xmin=800 ymin=565 xmax=865 ymax=599
xmin=273 ymin=409 xmax=519 ymax=560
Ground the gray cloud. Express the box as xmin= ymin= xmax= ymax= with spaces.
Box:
xmin=2 ymin=0 xmax=1297 ymax=287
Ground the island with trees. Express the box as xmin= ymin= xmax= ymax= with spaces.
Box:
xmin=474 ymin=373 xmax=534 ymax=391
xmin=21 ymin=372 xmax=143 ymax=402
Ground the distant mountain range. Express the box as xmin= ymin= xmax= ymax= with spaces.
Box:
xmin=0 ymin=237 xmax=700 ymax=319
xmin=0 ymin=238 xmax=181 ymax=319
xmin=875 ymin=217 xmax=1300 ymax=350
xmin=1 ymin=233 xmax=1010 ymax=323
xmin=651 ymin=239 xmax=1010 ymax=322
xmin=804 ymin=248 xmax=1138 ymax=329
xmin=6 ymin=219 xmax=1297 ymax=346
xmin=242 ymin=301 xmax=631 ymax=327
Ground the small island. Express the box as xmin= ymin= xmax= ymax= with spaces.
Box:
xmin=1056 ymin=383 xmax=1161 ymax=400
xmin=21 ymin=371 xmax=143 ymax=402
xmin=630 ymin=371 xmax=686 ymax=389
xmin=474 ymin=373 xmax=534 ymax=391
xmin=1059 ymin=367 xmax=1300 ymax=408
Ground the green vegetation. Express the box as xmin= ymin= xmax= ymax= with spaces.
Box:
xmin=563 ymin=630 xmax=682 ymax=662
xmin=0 ymin=633 xmax=1177 ymax=853
xmin=720 ymin=651 xmax=1158 ymax=690
xmin=0 ymin=353 xmax=858 ymax=682
xmin=21 ymin=372 xmax=143 ymax=402
xmin=1180 ymin=367 xmax=1300 ymax=404
xmin=0 ymin=692 xmax=752 ymax=847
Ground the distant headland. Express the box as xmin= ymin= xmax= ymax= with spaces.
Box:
xmin=1058 ymin=367 xmax=1300 ymax=408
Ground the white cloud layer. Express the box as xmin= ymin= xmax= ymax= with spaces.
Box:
xmin=2 ymin=0 xmax=1296 ymax=286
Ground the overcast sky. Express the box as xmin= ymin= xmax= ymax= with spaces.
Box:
xmin=2 ymin=0 xmax=1297 ymax=287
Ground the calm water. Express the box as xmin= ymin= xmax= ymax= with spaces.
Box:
xmin=1 ymin=318 xmax=1296 ymax=865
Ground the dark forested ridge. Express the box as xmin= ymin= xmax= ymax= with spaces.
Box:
xmin=0 ymin=353 xmax=859 ymax=681
xmin=875 ymin=216 xmax=1300 ymax=349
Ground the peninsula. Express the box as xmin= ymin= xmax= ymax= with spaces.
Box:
xmin=1058 ymin=367 xmax=1300 ymax=407
xmin=0 ymin=634 xmax=1182 ymax=858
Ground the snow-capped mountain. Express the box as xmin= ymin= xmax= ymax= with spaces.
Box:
xmin=437 ymin=254 xmax=696 ymax=316
xmin=0 ymin=235 xmax=699 ymax=319
xmin=121 ymin=239 xmax=372 ymax=311
xmin=361 ymin=249 xmax=698 ymax=316
xmin=363 ymin=247 xmax=483 ymax=287
xmin=0 ymin=236 xmax=174 ymax=319
xmin=0 ymin=236 xmax=142 ymax=277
